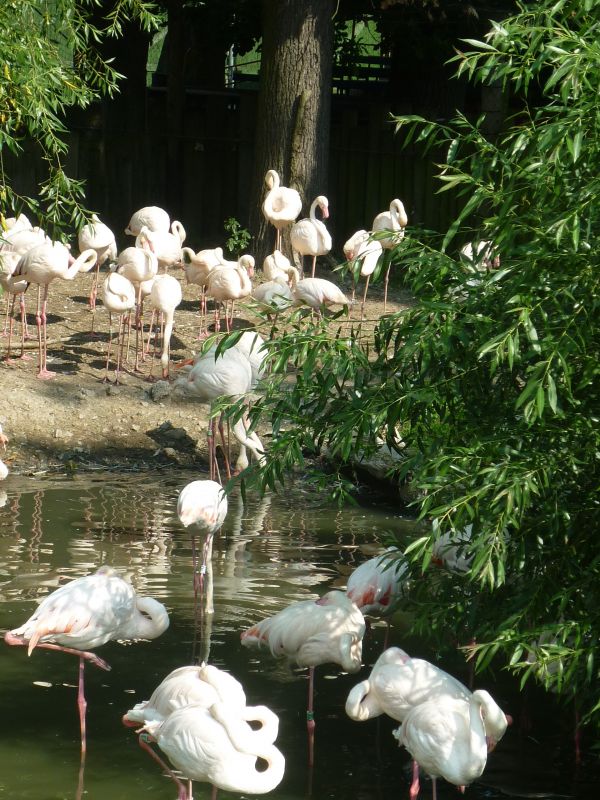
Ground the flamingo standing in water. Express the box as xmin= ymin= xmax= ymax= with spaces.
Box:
xmin=142 ymin=700 xmax=285 ymax=800
xmin=4 ymin=565 xmax=169 ymax=758
xmin=5 ymin=241 xmax=97 ymax=378
xmin=372 ymin=198 xmax=408 ymax=310
xmin=346 ymin=547 xmax=409 ymax=647
xmin=290 ymin=195 xmax=332 ymax=278
xmin=393 ymin=690 xmax=503 ymax=800
xmin=177 ymin=479 xmax=228 ymax=604
xmin=101 ymin=271 xmax=136 ymax=383
xmin=343 ymin=229 xmax=383 ymax=320
xmin=241 ymin=589 xmax=365 ymax=766
xmin=262 ymin=169 xmax=302 ymax=252
xmin=77 ymin=214 xmax=117 ymax=317
xmin=124 ymin=663 xmax=281 ymax=798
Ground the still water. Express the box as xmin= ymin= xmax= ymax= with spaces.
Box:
xmin=0 ymin=472 xmax=593 ymax=799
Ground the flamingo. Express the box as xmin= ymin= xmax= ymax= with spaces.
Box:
xmin=141 ymin=700 xmax=285 ymax=799
xmin=372 ymin=198 xmax=408 ymax=310
xmin=175 ymin=346 xmax=266 ymax=480
xmin=290 ymin=195 xmax=332 ymax=278
xmin=5 ymin=241 xmax=97 ymax=379
xmin=181 ymin=246 xmax=224 ymax=338
xmin=253 ymin=277 xmax=293 ymax=317
xmin=177 ymin=479 xmax=228 ymax=603
xmin=262 ymin=169 xmax=302 ymax=252
xmin=460 ymin=240 xmax=500 ymax=271
xmin=101 ymin=271 xmax=136 ymax=383
xmin=77 ymin=214 xmax=117 ymax=314
xmin=393 ymin=690 xmax=503 ymax=800
xmin=136 ymin=224 xmax=185 ymax=273
xmin=125 ymin=205 xmax=170 ymax=236
xmin=147 ymin=273 xmax=182 ymax=379
xmin=241 ymin=589 xmax=365 ymax=766
xmin=345 ymin=647 xmax=510 ymax=748
xmin=3 ymin=213 xmax=32 ymax=232
xmin=206 ymin=255 xmax=254 ymax=332
xmin=4 ymin=565 xmax=169 ymax=758
xmin=116 ymin=246 xmax=159 ymax=370
xmin=262 ymin=249 xmax=291 ymax=282
xmin=343 ymin=229 xmax=383 ymax=319
xmin=346 ymin=547 xmax=409 ymax=646
xmin=287 ymin=266 xmax=349 ymax=315
xmin=232 ymin=330 xmax=268 ymax=388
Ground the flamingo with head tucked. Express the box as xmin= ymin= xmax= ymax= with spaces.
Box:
xmin=181 ymin=246 xmax=224 ymax=338
xmin=101 ymin=271 xmax=135 ymax=384
xmin=125 ymin=205 xmax=170 ymax=237
xmin=116 ymin=246 xmax=159 ymax=370
xmin=4 ymin=565 xmax=169 ymax=758
xmin=241 ymin=589 xmax=365 ymax=766
xmin=262 ymin=169 xmax=302 ymax=252
xmin=287 ymin=266 xmax=349 ymax=316
xmin=147 ymin=273 xmax=182 ymax=379
xmin=78 ymin=214 xmax=117 ymax=315
xmin=290 ymin=195 xmax=332 ymax=278
xmin=344 ymin=229 xmax=383 ymax=320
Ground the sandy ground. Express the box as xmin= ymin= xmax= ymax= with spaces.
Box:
xmin=0 ymin=262 xmax=411 ymax=477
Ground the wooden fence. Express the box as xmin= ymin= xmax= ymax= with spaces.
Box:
xmin=6 ymin=86 xmax=462 ymax=258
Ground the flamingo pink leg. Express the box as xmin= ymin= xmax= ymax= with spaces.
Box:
xmin=36 ymin=285 xmax=55 ymax=379
xmin=307 ymin=666 xmax=316 ymax=767
xmin=138 ymin=733 xmax=188 ymax=800
xmin=409 ymin=758 xmax=420 ymax=800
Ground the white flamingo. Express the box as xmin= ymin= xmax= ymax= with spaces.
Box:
xmin=5 ymin=565 xmax=169 ymax=757
xmin=460 ymin=240 xmax=500 ymax=271
xmin=175 ymin=347 xmax=265 ymax=480
xmin=5 ymin=241 xmax=97 ymax=379
xmin=136 ymin=223 xmax=185 ymax=272
xmin=3 ymin=213 xmax=32 ymax=232
xmin=147 ymin=273 xmax=182 ymax=379
xmin=372 ymin=198 xmax=408 ymax=310
xmin=206 ymin=255 xmax=254 ymax=331
xmin=101 ymin=271 xmax=135 ymax=383
xmin=141 ymin=700 xmax=285 ymax=799
xmin=125 ymin=205 xmax=170 ymax=236
xmin=287 ymin=265 xmax=349 ymax=315
xmin=393 ymin=690 xmax=503 ymax=800
xmin=177 ymin=479 xmax=228 ymax=602
xmin=262 ymin=169 xmax=302 ymax=252
xmin=253 ymin=277 xmax=293 ymax=317
xmin=343 ymin=229 xmax=383 ymax=319
xmin=241 ymin=589 xmax=365 ymax=766
xmin=77 ymin=214 xmax=117 ymax=314
xmin=181 ymin=246 xmax=224 ymax=338
xmin=116 ymin=246 xmax=159 ymax=371
xmin=290 ymin=195 xmax=332 ymax=278
xmin=262 ymin=249 xmax=291 ymax=281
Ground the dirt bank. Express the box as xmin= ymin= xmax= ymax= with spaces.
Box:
xmin=0 ymin=264 xmax=410 ymax=477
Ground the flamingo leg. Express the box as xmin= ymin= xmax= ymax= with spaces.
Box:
xmin=5 ymin=294 xmax=16 ymax=361
xmin=1 ymin=292 xmax=9 ymax=335
xmin=217 ymin=414 xmax=232 ymax=479
xmin=77 ymin=656 xmax=87 ymax=757
xmin=307 ymin=666 xmax=316 ymax=767
xmin=361 ymin=274 xmax=370 ymax=321
xmin=115 ymin=314 xmax=127 ymax=384
xmin=409 ymin=759 xmax=420 ymax=800
xmin=38 ymin=284 xmax=55 ymax=379
xmin=103 ymin=311 xmax=114 ymax=382
xmin=138 ymin=734 xmax=188 ymax=800
xmin=383 ymin=251 xmax=391 ymax=312
xmin=311 ymin=255 xmax=317 ymax=279
xmin=19 ymin=293 xmax=31 ymax=358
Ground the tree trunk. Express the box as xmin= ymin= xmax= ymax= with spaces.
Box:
xmin=250 ymin=0 xmax=334 ymax=264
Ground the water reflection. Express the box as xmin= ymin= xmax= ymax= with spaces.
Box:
xmin=0 ymin=473 xmax=595 ymax=800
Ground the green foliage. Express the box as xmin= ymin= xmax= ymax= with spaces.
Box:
xmin=227 ymin=0 xmax=600 ymax=722
xmin=0 ymin=0 xmax=159 ymax=238
xmin=223 ymin=217 xmax=251 ymax=257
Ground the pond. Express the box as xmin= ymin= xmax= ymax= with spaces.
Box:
xmin=0 ymin=473 xmax=594 ymax=800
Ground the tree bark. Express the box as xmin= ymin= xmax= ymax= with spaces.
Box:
xmin=250 ymin=0 xmax=334 ymax=264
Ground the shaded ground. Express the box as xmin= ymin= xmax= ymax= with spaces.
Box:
xmin=0 ymin=262 xmax=411 ymax=476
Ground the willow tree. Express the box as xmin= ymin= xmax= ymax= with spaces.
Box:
xmin=0 ymin=0 xmax=158 ymax=239
xmin=249 ymin=0 xmax=334 ymax=262
xmin=225 ymin=0 xmax=600 ymax=727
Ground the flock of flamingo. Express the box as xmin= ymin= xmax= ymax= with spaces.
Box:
xmin=0 ymin=171 xmax=510 ymax=798
xmin=1 ymin=460 xmax=510 ymax=799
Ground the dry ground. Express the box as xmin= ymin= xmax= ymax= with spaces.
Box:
xmin=0 ymin=261 xmax=411 ymax=476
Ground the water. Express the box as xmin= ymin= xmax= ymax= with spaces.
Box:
xmin=0 ymin=473 xmax=594 ymax=799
